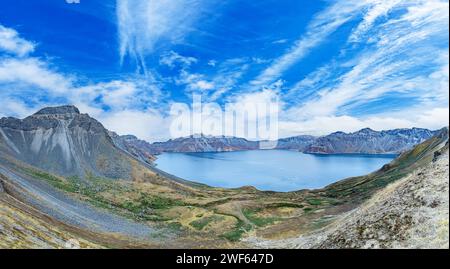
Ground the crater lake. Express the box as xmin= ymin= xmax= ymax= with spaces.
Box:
xmin=154 ymin=150 xmax=396 ymax=192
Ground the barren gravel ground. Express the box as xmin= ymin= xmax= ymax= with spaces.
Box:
xmin=246 ymin=147 xmax=449 ymax=249
xmin=0 ymin=193 xmax=102 ymax=249
xmin=0 ymin=166 xmax=158 ymax=241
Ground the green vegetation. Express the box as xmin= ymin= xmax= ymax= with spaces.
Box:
xmin=221 ymin=219 xmax=252 ymax=242
xmin=306 ymin=198 xmax=323 ymax=206
xmin=266 ymin=202 xmax=304 ymax=208
xmin=243 ymin=208 xmax=280 ymax=227
xmin=189 ymin=216 xmax=219 ymax=230
xmin=167 ymin=222 xmax=183 ymax=231
xmin=27 ymin=170 xmax=78 ymax=193
xmin=24 ymin=168 xmax=185 ymax=222
xmin=138 ymin=194 xmax=185 ymax=210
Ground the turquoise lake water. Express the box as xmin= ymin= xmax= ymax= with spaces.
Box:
xmin=154 ymin=150 xmax=396 ymax=192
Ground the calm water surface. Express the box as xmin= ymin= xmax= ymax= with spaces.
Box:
xmin=155 ymin=150 xmax=396 ymax=192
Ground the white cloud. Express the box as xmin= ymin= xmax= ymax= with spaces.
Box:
xmin=159 ymin=50 xmax=197 ymax=68
xmin=272 ymin=39 xmax=288 ymax=44
xmin=0 ymin=98 xmax=37 ymax=119
xmin=76 ymin=80 xmax=137 ymax=109
xmin=250 ymin=0 xmax=368 ymax=88
xmin=117 ymin=0 xmax=208 ymax=71
xmin=286 ymin=0 xmax=448 ymax=124
xmin=278 ymin=107 xmax=449 ymax=138
xmin=0 ymin=25 xmax=35 ymax=57
xmin=99 ymin=109 xmax=170 ymax=142
xmin=0 ymin=24 xmax=167 ymax=140
xmin=415 ymin=107 xmax=449 ymax=129
xmin=176 ymin=74 xmax=215 ymax=91
xmin=176 ymin=58 xmax=251 ymax=101
xmin=0 ymin=58 xmax=73 ymax=94
xmin=252 ymin=57 xmax=270 ymax=64
xmin=349 ymin=0 xmax=402 ymax=42
xmin=194 ymin=80 xmax=215 ymax=90
xmin=285 ymin=63 xmax=334 ymax=101
xmin=228 ymin=89 xmax=280 ymax=107
xmin=207 ymin=60 xmax=217 ymax=67
xmin=185 ymin=58 xmax=251 ymax=102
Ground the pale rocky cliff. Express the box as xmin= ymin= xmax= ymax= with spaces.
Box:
xmin=0 ymin=105 xmax=133 ymax=179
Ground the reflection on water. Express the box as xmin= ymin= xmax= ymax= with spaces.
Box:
xmin=155 ymin=150 xmax=396 ymax=192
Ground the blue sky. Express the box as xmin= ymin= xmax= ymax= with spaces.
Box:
xmin=0 ymin=0 xmax=448 ymax=141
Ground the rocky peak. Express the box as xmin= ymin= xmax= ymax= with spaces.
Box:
xmin=330 ymin=131 xmax=346 ymax=136
xmin=33 ymin=105 xmax=80 ymax=116
xmin=0 ymin=105 xmax=132 ymax=179
xmin=357 ymin=128 xmax=377 ymax=135
xmin=0 ymin=105 xmax=106 ymax=134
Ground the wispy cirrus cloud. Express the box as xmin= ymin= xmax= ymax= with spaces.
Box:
xmin=159 ymin=51 xmax=198 ymax=69
xmin=288 ymin=0 xmax=448 ymax=118
xmin=348 ymin=0 xmax=402 ymax=43
xmin=175 ymin=57 xmax=251 ymax=102
xmin=116 ymin=0 xmax=209 ymax=73
xmin=249 ymin=0 xmax=368 ymax=88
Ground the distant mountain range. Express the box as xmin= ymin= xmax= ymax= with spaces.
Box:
xmin=114 ymin=127 xmax=437 ymax=156
xmin=0 ymin=106 xmax=439 ymax=175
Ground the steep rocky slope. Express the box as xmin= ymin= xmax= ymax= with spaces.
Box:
xmin=109 ymin=132 xmax=157 ymax=165
xmin=314 ymin=146 xmax=449 ymax=249
xmin=246 ymin=129 xmax=449 ymax=249
xmin=0 ymin=106 xmax=134 ymax=179
xmin=0 ymin=176 xmax=101 ymax=249
xmin=274 ymin=135 xmax=317 ymax=151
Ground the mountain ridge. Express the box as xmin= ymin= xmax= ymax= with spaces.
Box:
xmin=115 ymin=127 xmax=437 ymax=156
xmin=0 ymin=105 xmax=134 ymax=179
xmin=304 ymin=127 xmax=437 ymax=154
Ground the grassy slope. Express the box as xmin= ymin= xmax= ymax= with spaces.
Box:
xmin=0 ymin=128 xmax=447 ymax=248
